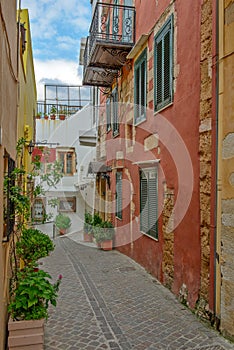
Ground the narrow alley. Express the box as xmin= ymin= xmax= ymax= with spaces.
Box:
xmin=42 ymin=235 xmax=234 ymax=350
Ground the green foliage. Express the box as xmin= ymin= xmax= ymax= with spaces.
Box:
xmin=92 ymin=213 xmax=102 ymax=226
xmin=93 ymin=221 xmax=115 ymax=243
xmin=50 ymin=105 xmax=57 ymax=114
xmin=5 ymin=138 xmax=64 ymax=321
xmin=55 ymin=214 xmax=71 ymax=230
xmin=83 ymin=212 xmax=102 ymax=234
xmin=84 ymin=212 xmax=93 ymax=224
xmin=40 ymin=160 xmax=63 ymax=188
xmin=8 ymin=268 xmax=62 ymax=321
xmin=48 ymin=198 xmax=59 ymax=208
xmin=16 ymin=228 xmax=54 ymax=267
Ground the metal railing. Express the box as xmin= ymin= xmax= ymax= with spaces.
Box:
xmin=36 ymin=102 xmax=85 ymax=119
xmin=85 ymin=2 xmax=135 ymax=67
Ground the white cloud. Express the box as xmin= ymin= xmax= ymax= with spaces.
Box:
xmin=35 ymin=59 xmax=82 ymax=100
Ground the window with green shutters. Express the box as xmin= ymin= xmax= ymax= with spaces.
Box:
xmin=154 ymin=15 xmax=173 ymax=112
xmin=116 ymin=172 xmax=122 ymax=219
xmin=112 ymin=87 xmax=119 ymax=136
xmin=140 ymin=168 xmax=158 ymax=239
xmin=106 ymin=97 xmax=111 ymax=132
xmin=134 ymin=49 xmax=147 ymax=124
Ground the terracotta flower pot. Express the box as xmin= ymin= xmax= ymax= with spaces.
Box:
xmin=8 ymin=318 xmax=44 ymax=349
xmin=59 ymin=228 xmax=67 ymax=235
xmin=83 ymin=232 xmax=93 ymax=242
xmin=101 ymin=240 xmax=113 ymax=251
xmin=50 ymin=114 xmax=56 ymax=120
xmin=96 ymin=241 xmax=102 ymax=249
xmin=59 ymin=114 xmax=66 ymax=120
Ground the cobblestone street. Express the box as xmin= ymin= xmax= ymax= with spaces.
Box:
xmin=42 ymin=235 xmax=234 ymax=350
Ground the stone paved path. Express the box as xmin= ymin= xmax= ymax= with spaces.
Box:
xmin=42 ymin=235 xmax=234 ymax=350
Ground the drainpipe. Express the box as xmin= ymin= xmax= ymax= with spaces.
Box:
xmin=213 ymin=0 xmax=220 ymax=326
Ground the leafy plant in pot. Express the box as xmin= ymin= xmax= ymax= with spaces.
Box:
xmin=94 ymin=221 xmax=115 ymax=250
xmin=50 ymin=105 xmax=57 ymax=120
xmin=16 ymin=227 xmax=54 ymax=268
xmin=55 ymin=213 xmax=71 ymax=235
xmin=4 ymin=138 xmax=64 ymax=350
xmin=8 ymin=268 xmax=62 ymax=349
xmin=83 ymin=212 xmax=94 ymax=242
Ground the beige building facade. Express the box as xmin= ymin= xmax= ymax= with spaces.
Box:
xmin=0 ymin=3 xmax=36 ymax=349
xmin=217 ymin=0 xmax=234 ymax=339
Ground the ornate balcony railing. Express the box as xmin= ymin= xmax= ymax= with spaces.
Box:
xmin=89 ymin=2 xmax=135 ymax=53
xmin=83 ymin=2 xmax=135 ymax=87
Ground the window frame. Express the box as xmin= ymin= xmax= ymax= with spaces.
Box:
xmin=154 ymin=15 xmax=174 ymax=112
xmin=134 ymin=48 xmax=147 ymax=124
xmin=140 ymin=167 xmax=158 ymax=240
xmin=106 ymin=97 xmax=111 ymax=132
xmin=58 ymin=197 xmax=76 ymax=213
xmin=112 ymin=87 xmax=119 ymax=136
xmin=57 ymin=148 xmax=76 ymax=176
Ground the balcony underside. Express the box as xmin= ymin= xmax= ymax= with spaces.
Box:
xmin=90 ymin=39 xmax=133 ymax=69
xmin=83 ymin=66 xmax=119 ymax=87
xmin=83 ymin=3 xmax=135 ymax=87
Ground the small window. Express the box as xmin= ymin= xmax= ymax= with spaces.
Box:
xmin=57 ymin=149 xmax=76 ymax=175
xmin=140 ymin=168 xmax=158 ymax=239
xmin=116 ymin=172 xmax=122 ymax=219
xmin=32 ymin=198 xmax=45 ymax=222
xmin=58 ymin=197 xmax=76 ymax=212
xmin=134 ymin=49 xmax=147 ymax=124
xmin=154 ymin=15 xmax=173 ymax=111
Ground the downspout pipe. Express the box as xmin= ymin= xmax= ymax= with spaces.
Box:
xmin=213 ymin=0 xmax=219 ymax=326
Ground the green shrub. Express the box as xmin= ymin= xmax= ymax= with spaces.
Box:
xmin=8 ymin=268 xmax=62 ymax=320
xmin=16 ymin=228 xmax=54 ymax=267
xmin=55 ymin=214 xmax=71 ymax=230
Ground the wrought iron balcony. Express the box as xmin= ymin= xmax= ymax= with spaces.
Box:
xmin=83 ymin=2 xmax=135 ymax=87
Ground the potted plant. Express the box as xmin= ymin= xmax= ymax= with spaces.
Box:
xmin=50 ymin=105 xmax=57 ymax=120
xmin=16 ymin=228 xmax=54 ymax=267
xmin=55 ymin=213 xmax=71 ymax=235
xmin=8 ymin=268 xmax=62 ymax=349
xmin=93 ymin=220 xmax=114 ymax=250
xmin=4 ymin=138 xmax=64 ymax=350
xmin=58 ymin=108 xmax=66 ymax=120
xmin=36 ymin=112 xmax=42 ymax=119
xmin=44 ymin=114 xmax=49 ymax=120
xmin=100 ymin=221 xmax=115 ymax=250
xmin=83 ymin=212 xmax=94 ymax=242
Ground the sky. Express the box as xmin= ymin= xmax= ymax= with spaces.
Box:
xmin=21 ymin=0 xmax=92 ymax=100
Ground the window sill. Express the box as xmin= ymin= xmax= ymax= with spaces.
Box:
xmin=154 ymin=101 xmax=173 ymax=115
xmin=113 ymin=132 xmax=119 ymax=138
xmin=134 ymin=117 xmax=146 ymax=127
xmin=141 ymin=231 xmax=159 ymax=242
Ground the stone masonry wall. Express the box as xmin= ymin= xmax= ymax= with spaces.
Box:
xmin=220 ymin=0 xmax=234 ymax=339
xmin=199 ymin=0 xmax=213 ymax=311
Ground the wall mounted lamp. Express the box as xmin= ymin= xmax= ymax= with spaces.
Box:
xmin=26 ymin=140 xmax=60 ymax=155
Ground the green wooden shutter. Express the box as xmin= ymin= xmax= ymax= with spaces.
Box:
xmin=148 ymin=170 xmax=158 ymax=238
xmin=154 ymin=15 xmax=173 ymax=111
xmin=112 ymin=88 xmax=119 ymax=136
xmin=134 ymin=49 xmax=147 ymax=124
xmin=106 ymin=97 xmax=111 ymax=131
xmin=140 ymin=168 xmax=158 ymax=239
xmin=140 ymin=171 xmax=148 ymax=233
xmin=116 ymin=172 xmax=122 ymax=219
xmin=163 ymin=31 xmax=171 ymax=102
